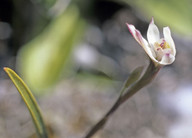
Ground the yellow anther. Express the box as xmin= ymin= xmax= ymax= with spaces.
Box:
xmin=159 ymin=40 xmax=170 ymax=49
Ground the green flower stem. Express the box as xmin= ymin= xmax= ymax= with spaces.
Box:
xmin=84 ymin=61 xmax=161 ymax=138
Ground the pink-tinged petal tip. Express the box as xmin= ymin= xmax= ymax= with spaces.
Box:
xmin=126 ymin=23 xmax=144 ymax=46
xmin=126 ymin=23 xmax=134 ymax=35
xmin=150 ymin=17 xmax=154 ymax=24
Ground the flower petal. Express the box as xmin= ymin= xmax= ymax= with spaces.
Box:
xmin=163 ymin=27 xmax=176 ymax=56
xmin=147 ymin=18 xmax=160 ymax=46
xmin=126 ymin=23 xmax=157 ymax=63
xmin=159 ymin=53 xmax=175 ymax=65
xmin=126 ymin=23 xmax=144 ymax=46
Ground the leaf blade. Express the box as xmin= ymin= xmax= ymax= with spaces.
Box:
xmin=119 ymin=66 xmax=144 ymax=97
xmin=4 ymin=67 xmax=48 ymax=138
xmin=124 ymin=66 xmax=144 ymax=88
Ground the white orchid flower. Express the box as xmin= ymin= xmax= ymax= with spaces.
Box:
xmin=126 ymin=18 xmax=176 ymax=66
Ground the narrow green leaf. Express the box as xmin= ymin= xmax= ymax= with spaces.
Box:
xmin=119 ymin=66 xmax=144 ymax=96
xmin=124 ymin=66 xmax=144 ymax=88
xmin=4 ymin=67 xmax=48 ymax=138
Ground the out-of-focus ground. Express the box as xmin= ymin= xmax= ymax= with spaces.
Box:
xmin=1 ymin=0 xmax=192 ymax=138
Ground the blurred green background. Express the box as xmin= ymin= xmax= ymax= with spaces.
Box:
xmin=0 ymin=0 xmax=192 ymax=137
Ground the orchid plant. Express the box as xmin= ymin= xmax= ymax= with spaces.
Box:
xmin=4 ymin=18 xmax=176 ymax=138
xmin=84 ymin=18 xmax=176 ymax=138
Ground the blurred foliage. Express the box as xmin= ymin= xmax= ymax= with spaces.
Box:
xmin=120 ymin=0 xmax=192 ymax=36
xmin=36 ymin=0 xmax=56 ymax=8
xmin=8 ymin=0 xmax=191 ymax=94
xmin=17 ymin=5 xmax=85 ymax=94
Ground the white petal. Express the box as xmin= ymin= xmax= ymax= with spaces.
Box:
xmin=126 ymin=24 xmax=143 ymax=46
xmin=159 ymin=53 xmax=175 ymax=65
xmin=142 ymin=38 xmax=158 ymax=63
xmin=127 ymin=23 xmax=157 ymax=62
xmin=163 ymin=27 xmax=176 ymax=56
xmin=147 ymin=18 xmax=160 ymax=46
